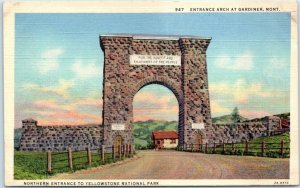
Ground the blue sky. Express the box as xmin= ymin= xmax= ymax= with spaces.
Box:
xmin=15 ymin=13 xmax=290 ymax=126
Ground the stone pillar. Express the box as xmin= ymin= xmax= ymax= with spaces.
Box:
xmin=19 ymin=118 xmax=38 ymax=151
xmin=179 ymin=38 xmax=212 ymax=146
xmin=262 ymin=116 xmax=281 ymax=136
xmin=100 ymin=36 xmax=134 ymax=146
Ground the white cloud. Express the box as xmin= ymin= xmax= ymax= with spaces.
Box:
xmin=210 ymin=79 xmax=275 ymax=104
xmin=38 ymin=48 xmax=64 ymax=74
xmin=71 ymin=60 xmax=101 ymax=79
xmin=215 ymin=51 xmax=253 ymax=70
xmin=23 ymin=79 xmax=74 ymax=98
xmin=268 ymin=57 xmax=287 ymax=69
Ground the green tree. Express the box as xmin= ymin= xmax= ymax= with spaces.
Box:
xmin=231 ymin=107 xmax=240 ymax=124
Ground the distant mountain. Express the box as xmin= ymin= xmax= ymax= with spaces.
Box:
xmin=274 ymin=112 xmax=290 ymax=119
xmin=244 ymin=112 xmax=290 ymax=122
xmin=212 ymin=114 xmax=248 ymax=124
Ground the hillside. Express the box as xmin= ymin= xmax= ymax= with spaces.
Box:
xmin=244 ymin=112 xmax=290 ymax=122
xmin=212 ymin=114 xmax=248 ymax=124
xmin=133 ymin=120 xmax=177 ymax=147
xmin=274 ymin=112 xmax=290 ymax=119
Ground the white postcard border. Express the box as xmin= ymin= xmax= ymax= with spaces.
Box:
xmin=3 ymin=1 xmax=298 ymax=186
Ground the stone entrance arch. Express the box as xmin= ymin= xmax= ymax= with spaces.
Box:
xmin=99 ymin=34 xmax=212 ymax=149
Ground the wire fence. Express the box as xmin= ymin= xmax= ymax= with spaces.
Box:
xmin=47 ymin=144 xmax=134 ymax=174
xmin=180 ymin=140 xmax=290 ymax=158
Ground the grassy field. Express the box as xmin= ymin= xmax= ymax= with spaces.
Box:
xmin=212 ymin=114 xmax=248 ymax=124
xmin=202 ymin=132 xmax=290 ymax=158
xmin=235 ymin=132 xmax=290 ymax=157
xmin=14 ymin=150 xmax=122 ymax=180
xmin=14 ymin=151 xmax=48 ymax=179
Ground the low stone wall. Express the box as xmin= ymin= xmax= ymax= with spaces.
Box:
xmin=19 ymin=116 xmax=285 ymax=151
xmin=210 ymin=122 xmax=267 ymax=144
xmin=209 ymin=116 xmax=282 ymax=144
xmin=19 ymin=119 xmax=103 ymax=151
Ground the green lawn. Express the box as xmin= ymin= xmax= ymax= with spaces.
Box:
xmin=14 ymin=151 xmax=48 ymax=179
xmin=14 ymin=150 xmax=126 ymax=180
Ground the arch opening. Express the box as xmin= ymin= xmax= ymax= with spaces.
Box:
xmin=132 ymin=84 xmax=180 ymax=150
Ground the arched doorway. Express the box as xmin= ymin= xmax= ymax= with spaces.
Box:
xmin=132 ymin=84 xmax=179 ymax=149
xmin=114 ymin=135 xmax=122 ymax=153
xmin=194 ymin=133 xmax=202 ymax=151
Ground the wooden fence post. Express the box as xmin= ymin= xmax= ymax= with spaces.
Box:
xmin=123 ymin=144 xmax=126 ymax=157
xmin=131 ymin=144 xmax=135 ymax=155
xmin=128 ymin=144 xmax=131 ymax=156
xmin=205 ymin=143 xmax=208 ymax=153
xmin=128 ymin=144 xmax=132 ymax=156
xmin=127 ymin=144 xmax=130 ymax=157
xmin=112 ymin=145 xmax=115 ymax=160
xmin=245 ymin=141 xmax=249 ymax=153
xmin=118 ymin=145 xmax=122 ymax=160
xmin=87 ymin=146 xmax=92 ymax=166
xmin=125 ymin=144 xmax=128 ymax=157
xmin=213 ymin=143 xmax=216 ymax=153
xmin=68 ymin=147 xmax=73 ymax=170
xmin=191 ymin=144 xmax=194 ymax=152
xmin=280 ymin=140 xmax=284 ymax=157
xmin=47 ymin=150 xmax=52 ymax=173
xmin=261 ymin=141 xmax=265 ymax=156
xmin=222 ymin=142 xmax=225 ymax=153
xmin=231 ymin=142 xmax=235 ymax=153
xmin=200 ymin=143 xmax=203 ymax=152
xmin=101 ymin=145 xmax=105 ymax=163
xmin=122 ymin=145 xmax=126 ymax=158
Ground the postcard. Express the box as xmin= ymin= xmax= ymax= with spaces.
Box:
xmin=3 ymin=0 xmax=298 ymax=186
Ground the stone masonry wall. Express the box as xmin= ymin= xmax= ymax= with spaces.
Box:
xmin=207 ymin=116 xmax=282 ymax=145
xmin=19 ymin=119 xmax=103 ymax=151
xmin=19 ymin=116 xmax=284 ymax=151
xmin=210 ymin=122 xmax=267 ymax=144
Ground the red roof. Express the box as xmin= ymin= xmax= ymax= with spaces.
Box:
xmin=281 ymin=119 xmax=290 ymax=128
xmin=152 ymin=131 xmax=178 ymax=140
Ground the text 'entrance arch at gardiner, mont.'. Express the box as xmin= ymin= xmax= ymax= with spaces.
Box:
xmin=100 ymin=34 xmax=213 ymax=149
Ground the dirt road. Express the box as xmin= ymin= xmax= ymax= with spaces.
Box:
xmin=53 ymin=150 xmax=289 ymax=179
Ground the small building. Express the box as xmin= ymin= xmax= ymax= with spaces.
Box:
xmin=280 ymin=118 xmax=290 ymax=129
xmin=152 ymin=131 xmax=178 ymax=149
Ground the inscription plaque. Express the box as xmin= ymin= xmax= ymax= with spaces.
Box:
xmin=130 ymin=55 xmax=181 ymax=66
xmin=192 ymin=123 xmax=205 ymax=130
xmin=111 ymin=124 xmax=125 ymax=130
